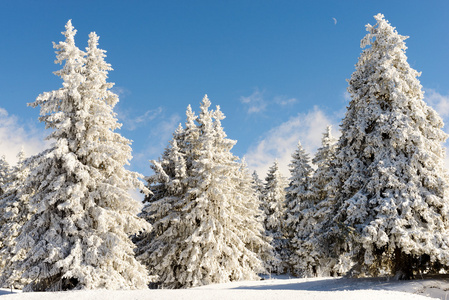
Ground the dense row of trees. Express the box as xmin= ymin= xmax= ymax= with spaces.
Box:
xmin=0 ymin=13 xmax=449 ymax=291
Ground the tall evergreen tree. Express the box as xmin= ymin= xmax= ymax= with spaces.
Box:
xmin=0 ymin=150 xmax=33 ymax=289
xmin=135 ymin=124 xmax=189 ymax=283
xmin=284 ymin=141 xmax=314 ymax=275
xmin=0 ymin=156 xmax=11 ymax=196
xmin=322 ymin=13 xmax=449 ymax=278
xmin=251 ymin=171 xmax=266 ymax=226
xmin=291 ymin=126 xmax=338 ymax=277
xmin=311 ymin=126 xmax=337 ymax=200
xmin=239 ymin=161 xmax=273 ymax=266
xmin=138 ymin=96 xmax=268 ymax=288
xmin=251 ymin=171 xmax=264 ymax=205
xmin=262 ymin=160 xmax=288 ymax=274
xmin=11 ymin=21 xmax=150 ymax=291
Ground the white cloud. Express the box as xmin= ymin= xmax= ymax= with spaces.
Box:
xmin=343 ymin=90 xmax=351 ymax=102
xmin=240 ymin=89 xmax=299 ymax=114
xmin=424 ymin=89 xmax=449 ymax=169
xmin=274 ymin=96 xmax=298 ymax=106
xmin=149 ymin=113 xmax=182 ymax=146
xmin=130 ymin=107 xmax=163 ymax=131
xmin=424 ymin=89 xmax=449 ymax=118
xmin=0 ymin=108 xmax=49 ymax=165
xmin=244 ymin=106 xmax=340 ymax=178
xmin=333 ymin=17 xmax=337 ymax=25
xmin=240 ymin=89 xmax=267 ymax=114
xmin=244 ymin=89 xmax=449 ymax=178
xmin=119 ymin=107 xmax=164 ymax=131
xmin=132 ymin=113 xmax=182 ymax=174
xmin=111 ymin=86 xmax=131 ymax=98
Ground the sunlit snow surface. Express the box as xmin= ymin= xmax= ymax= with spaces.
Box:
xmin=2 ymin=275 xmax=449 ymax=299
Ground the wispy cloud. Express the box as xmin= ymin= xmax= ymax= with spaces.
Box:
xmin=132 ymin=113 xmax=182 ymax=174
xmin=240 ymin=88 xmax=298 ymax=114
xmin=343 ymin=90 xmax=351 ymax=102
xmin=424 ymin=88 xmax=449 ymax=118
xmin=274 ymin=95 xmax=298 ymax=106
xmin=112 ymin=86 xmax=131 ymax=99
xmin=245 ymin=88 xmax=449 ymax=178
xmin=149 ymin=113 xmax=182 ymax=147
xmin=333 ymin=17 xmax=337 ymax=25
xmin=0 ymin=108 xmax=49 ymax=165
xmin=424 ymin=89 xmax=449 ymax=168
xmin=240 ymin=88 xmax=267 ymax=114
xmin=129 ymin=107 xmax=164 ymax=130
xmin=119 ymin=107 xmax=164 ymax=131
xmin=244 ymin=106 xmax=340 ymax=178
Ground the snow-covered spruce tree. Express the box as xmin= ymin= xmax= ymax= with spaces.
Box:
xmin=0 ymin=156 xmax=11 ymax=196
xmin=251 ymin=171 xmax=265 ymax=208
xmin=231 ymin=159 xmax=272 ymax=274
xmin=251 ymin=171 xmax=267 ymax=226
xmin=135 ymin=125 xmax=189 ymax=282
xmin=322 ymin=13 xmax=449 ymax=279
xmin=0 ymin=150 xmax=33 ymax=289
xmin=135 ymin=108 xmax=198 ymax=260
xmin=138 ymin=96 xmax=268 ymax=288
xmin=291 ymin=126 xmax=339 ymax=277
xmin=311 ymin=126 xmax=337 ymax=201
xmin=284 ymin=141 xmax=315 ymax=275
xmin=262 ymin=160 xmax=288 ymax=274
xmin=11 ymin=22 xmax=150 ymax=291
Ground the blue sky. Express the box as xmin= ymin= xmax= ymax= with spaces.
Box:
xmin=0 ymin=0 xmax=448 ymax=178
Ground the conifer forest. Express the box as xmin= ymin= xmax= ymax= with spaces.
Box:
xmin=1 ymin=13 xmax=449 ymax=293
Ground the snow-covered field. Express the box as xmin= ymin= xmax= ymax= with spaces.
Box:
xmin=1 ymin=275 xmax=448 ymax=300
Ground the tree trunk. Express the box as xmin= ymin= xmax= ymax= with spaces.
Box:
xmin=393 ymin=248 xmax=413 ymax=280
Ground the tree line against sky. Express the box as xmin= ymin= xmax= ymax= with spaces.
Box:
xmin=0 ymin=13 xmax=448 ymax=291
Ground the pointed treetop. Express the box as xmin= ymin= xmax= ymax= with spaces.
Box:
xmin=323 ymin=125 xmax=337 ymax=145
xmin=86 ymin=31 xmax=110 ymax=70
xmin=17 ymin=147 xmax=26 ymax=164
xmin=289 ymin=140 xmax=312 ymax=177
xmin=252 ymin=170 xmax=260 ymax=179
xmin=0 ymin=155 xmax=10 ymax=190
xmin=0 ymin=155 xmax=8 ymax=170
xmin=85 ymin=30 xmax=113 ymax=86
xmin=214 ymin=105 xmax=225 ymax=121
xmin=185 ymin=105 xmax=196 ymax=127
xmin=240 ymin=157 xmax=247 ymax=168
xmin=361 ymin=13 xmax=408 ymax=50
xmin=64 ymin=20 xmax=76 ymax=39
xmin=58 ymin=20 xmax=78 ymax=54
xmin=266 ymin=159 xmax=283 ymax=180
xmin=200 ymin=94 xmax=211 ymax=111
xmin=49 ymin=20 xmax=85 ymax=85
xmin=198 ymin=95 xmax=214 ymax=134
xmin=174 ymin=123 xmax=184 ymax=134
xmin=88 ymin=32 xmax=100 ymax=50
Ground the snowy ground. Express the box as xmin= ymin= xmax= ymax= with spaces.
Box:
xmin=1 ymin=275 xmax=449 ymax=299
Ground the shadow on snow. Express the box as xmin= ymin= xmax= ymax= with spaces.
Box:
xmin=232 ymin=274 xmax=449 ymax=295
